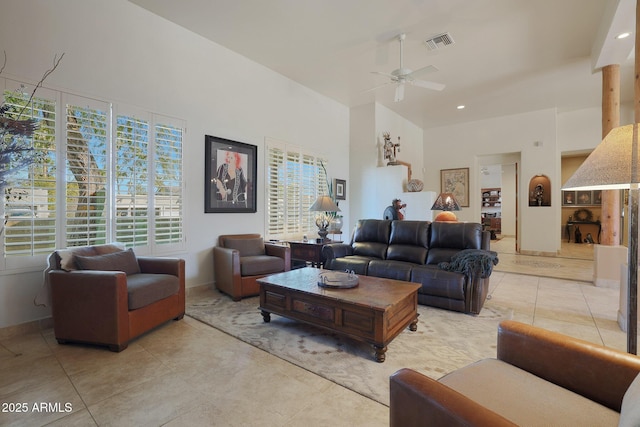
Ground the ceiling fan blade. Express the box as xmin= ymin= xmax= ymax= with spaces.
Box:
xmin=370 ymin=71 xmax=397 ymax=80
xmin=411 ymin=79 xmax=445 ymax=91
xmin=407 ymin=65 xmax=438 ymax=79
xmin=394 ymin=83 xmax=405 ymax=102
xmin=361 ymin=81 xmax=393 ymax=94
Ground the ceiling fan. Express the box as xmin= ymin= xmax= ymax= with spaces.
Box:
xmin=368 ymin=33 xmax=445 ymax=102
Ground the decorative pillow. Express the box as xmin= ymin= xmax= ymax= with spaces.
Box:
xmin=57 ymin=249 xmax=79 ymax=271
xmin=224 ymin=238 xmax=265 ymax=257
xmin=75 ymin=248 xmax=141 ymax=275
xmin=619 ymin=372 xmax=640 ymax=427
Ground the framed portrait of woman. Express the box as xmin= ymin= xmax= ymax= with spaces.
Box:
xmin=204 ymin=135 xmax=257 ymax=213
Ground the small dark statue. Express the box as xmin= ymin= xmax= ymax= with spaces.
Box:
xmin=574 ymin=227 xmax=582 ymax=244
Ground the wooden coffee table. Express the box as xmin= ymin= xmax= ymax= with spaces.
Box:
xmin=257 ymin=267 xmax=420 ymax=362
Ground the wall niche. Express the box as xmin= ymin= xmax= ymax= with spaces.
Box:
xmin=528 ymin=175 xmax=551 ymax=207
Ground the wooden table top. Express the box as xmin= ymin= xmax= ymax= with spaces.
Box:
xmin=257 ymin=267 xmax=421 ymax=309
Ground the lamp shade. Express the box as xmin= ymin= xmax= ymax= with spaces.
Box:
xmin=562 ymin=123 xmax=640 ymax=191
xmin=431 ymin=192 xmax=461 ymax=211
xmin=309 ymin=195 xmax=340 ymax=212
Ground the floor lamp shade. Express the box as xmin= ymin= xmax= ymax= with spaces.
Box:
xmin=562 ymin=122 xmax=639 ymax=355
xmin=562 ymin=124 xmax=640 ymax=191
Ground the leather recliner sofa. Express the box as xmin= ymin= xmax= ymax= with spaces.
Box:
xmin=322 ymin=219 xmax=494 ymax=314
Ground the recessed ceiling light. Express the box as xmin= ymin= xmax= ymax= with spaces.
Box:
xmin=616 ymin=32 xmax=631 ymax=40
xmin=456 ymin=105 xmax=465 ymax=110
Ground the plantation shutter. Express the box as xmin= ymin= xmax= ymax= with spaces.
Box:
xmin=64 ymin=96 xmax=109 ymax=247
xmin=265 ymin=138 xmax=327 ymax=240
xmin=115 ymin=113 xmax=149 ymax=247
xmin=266 ymin=144 xmax=285 ymax=236
xmin=2 ymin=85 xmax=57 ymax=261
xmin=153 ymin=118 xmax=184 ymax=249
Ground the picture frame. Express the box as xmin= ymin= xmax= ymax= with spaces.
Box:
xmin=563 ymin=190 xmax=601 ymax=207
xmin=204 ymin=135 xmax=257 ymax=213
xmin=335 ymin=179 xmax=346 ymax=200
xmin=440 ymin=167 xmax=469 ymax=207
xmin=577 ymin=190 xmax=592 ymax=206
xmin=562 ymin=190 xmax=576 ymax=206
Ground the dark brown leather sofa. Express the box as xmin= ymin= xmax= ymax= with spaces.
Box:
xmin=322 ymin=219 xmax=494 ymax=314
xmin=390 ymin=320 xmax=640 ymax=426
xmin=47 ymin=244 xmax=185 ymax=351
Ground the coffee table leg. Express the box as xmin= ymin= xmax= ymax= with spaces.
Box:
xmin=409 ymin=317 xmax=418 ymax=332
xmin=261 ymin=310 xmax=271 ymax=323
xmin=374 ymin=345 xmax=387 ymax=363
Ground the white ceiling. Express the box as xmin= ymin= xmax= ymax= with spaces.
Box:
xmin=129 ymin=0 xmax=636 ymax=129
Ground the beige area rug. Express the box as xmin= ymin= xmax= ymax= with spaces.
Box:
xmin=187 ymin=292 xmax=512 ymax=406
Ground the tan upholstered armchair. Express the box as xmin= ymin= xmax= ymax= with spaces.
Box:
xmin=45 ymin=243 xmax=185 ymax=352
xmin=213 ymin=234 xmax=291 ymax=301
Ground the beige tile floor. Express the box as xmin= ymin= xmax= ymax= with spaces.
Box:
xmin=0 ymin=240 xmax=632 ymax=427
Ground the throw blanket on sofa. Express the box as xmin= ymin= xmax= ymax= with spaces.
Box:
xmin=438 ymin=249 xmax=499 ymax=279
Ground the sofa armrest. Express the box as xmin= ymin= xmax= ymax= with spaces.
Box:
xmin=390 ymin=368 xmax=517 ymax=427
xmin=497 ymin=320 xmax=640 ymax=411
xmin=322 ymin=243 xmax=352 ymax=261
xmin=137 ymin=256 xmax=184 ymax=277
xmin=213 ymin=246 xmax=241 ymax=293
xmin=265 ymin=243 xmax=291 ymax=271
xmin=49 ymin=270 xmax=129 ymax=344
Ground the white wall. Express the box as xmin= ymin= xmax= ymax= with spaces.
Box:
xmin=349 ymin=102 xmax=424 ymax=229
xmin=0 ymin=0 xmax=349 ymax=328
xmin=424 ymin=109 xmax=559 ymax=254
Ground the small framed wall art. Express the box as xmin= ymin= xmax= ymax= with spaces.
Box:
xmin=335 ymin=179 xmax=346 ymax=200
xmin=440 ymin=167 xmax=469 ymax=207
xmin=204 ymin=135 xmax=257 ymax=213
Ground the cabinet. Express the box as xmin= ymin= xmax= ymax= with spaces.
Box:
xmin=481 ymin=188 xmax=502 ymax=208
xmin=481 ymin=188 xmax=501 ymax=235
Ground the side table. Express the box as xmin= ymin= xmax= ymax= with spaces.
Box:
xmin=288 ymin=240 xmax=327 ymax=268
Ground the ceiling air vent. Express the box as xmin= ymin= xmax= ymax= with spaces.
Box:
xmin=425 ymin=32 xmax=455 ymax=51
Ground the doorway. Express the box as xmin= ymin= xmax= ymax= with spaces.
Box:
xmin=478 ymin=153 xmax=520 ymax=252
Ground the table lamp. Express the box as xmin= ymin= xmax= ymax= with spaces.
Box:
xmin=563 ymin=123 xmax=640 ymax=354
xmin=309 ymin=195 xmax=341 ymax=241
xmin=431 ymin=192 xmax=461 ymax=221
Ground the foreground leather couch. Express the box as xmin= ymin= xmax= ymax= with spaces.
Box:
xmin=390 ymin=320 xmax=640 ymax=426
xmin=47 ymin=243 xmax=185 ymax=351
xmin=322 ymin=219 xmax=495 ymax=314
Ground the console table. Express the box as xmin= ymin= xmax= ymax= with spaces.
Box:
xmin=288 ymin=240 xmax=327 ymax=268
xmin=565 ymin=220 xmax=601 ymax=243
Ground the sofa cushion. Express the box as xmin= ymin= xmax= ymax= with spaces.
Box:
xmin=439 ymin=358 xmax=620 ymax=426
xmin=426 ymin=247 xmax=462 ymax=265
xmin=240 ymin=255 xmax=284 ymax=276
xmin=430 ymin=222 xmax=482 ymax=250
xmin=126 ymin=273 xmax=180 ymax=310
xmin=387 ymin=220 xmax=429 ymax=263
xmin=225 ymin=238 xmax=266 ymax=257
xmin=56 ymin=243 xmax=125 ymax=271
xmin=328 ymin=256 xmax=372 ymax=275
xmin=352 ymin=219 xmax=391 ymax=259
xmin=411 ymin=265 xmax=465 ymax=299
xmin=620 ymin=372 xmax=640 ymax=427
xmin=368 ymin=260 xmax=413 ymax=281
xmin=75 ymin=248 xmax=141 ymax=275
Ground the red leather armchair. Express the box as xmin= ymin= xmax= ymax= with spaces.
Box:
xmin=213 ymin=234 xmax=290 ymax=301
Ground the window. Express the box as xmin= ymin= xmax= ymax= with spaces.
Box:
xmin=1 ymin=80 xmax=185 ymax=271
xmin=265 ymin=138 xmax=328 ymax=240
